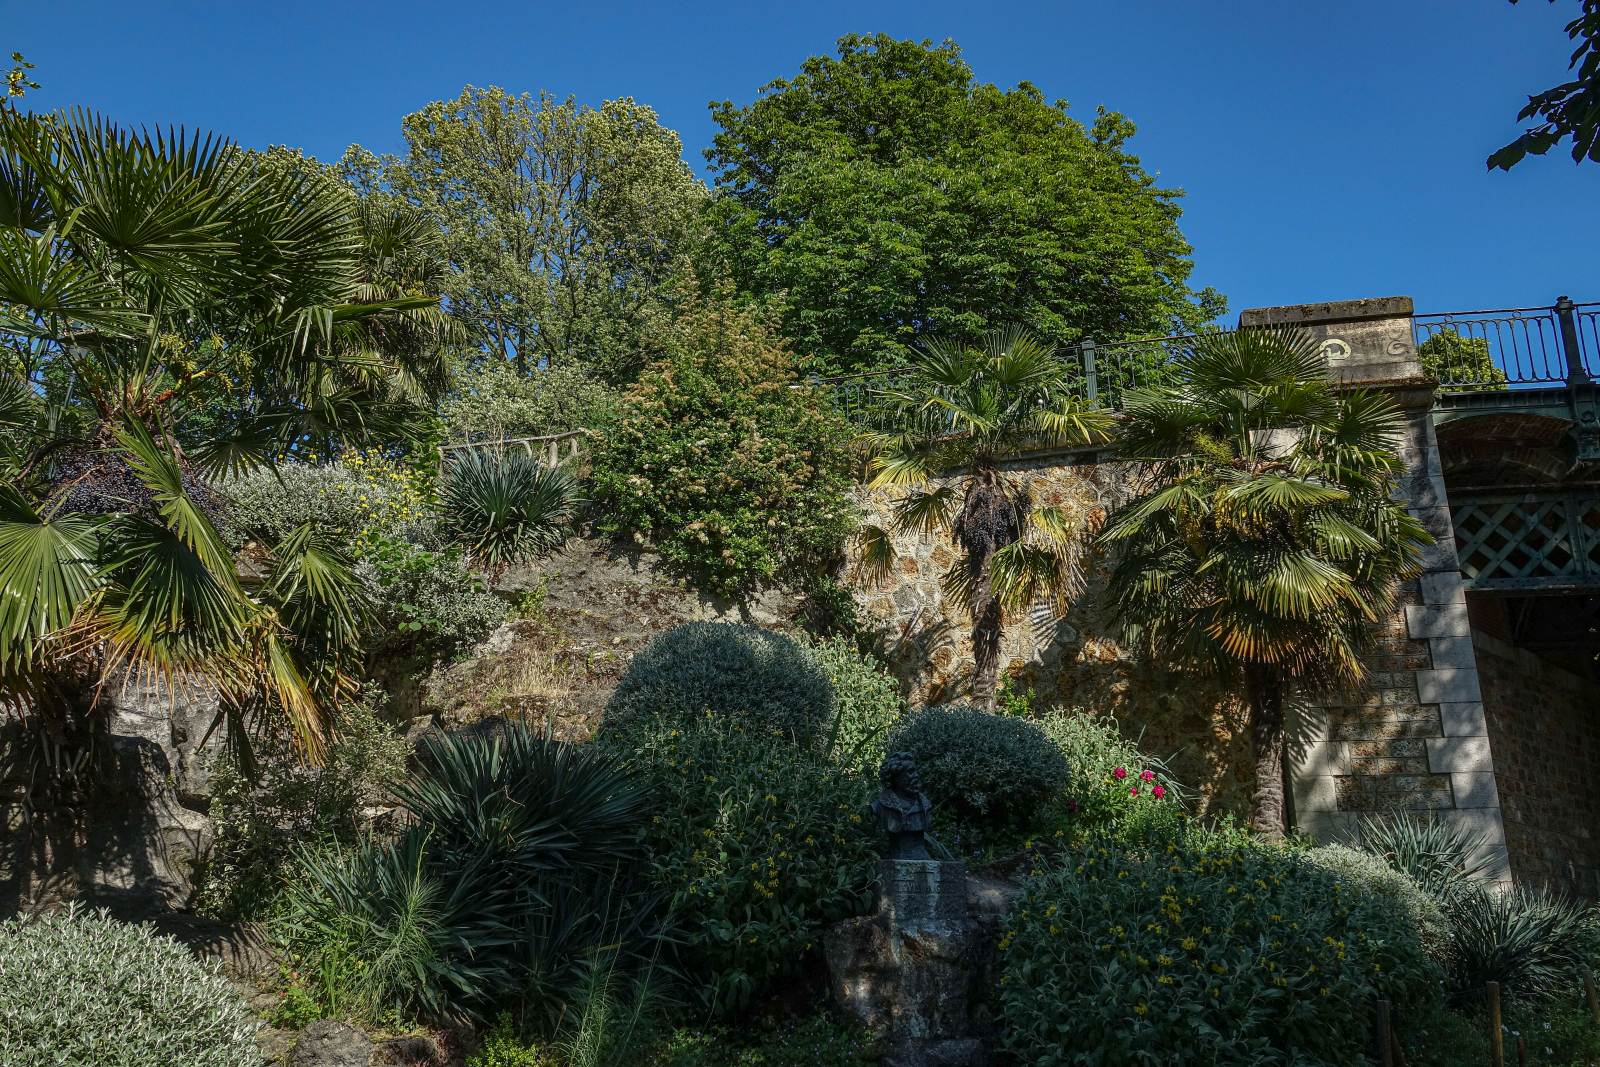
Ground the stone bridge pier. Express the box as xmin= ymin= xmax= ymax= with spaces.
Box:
xmin=1242 ymin=299 xmax=1510 ymax=881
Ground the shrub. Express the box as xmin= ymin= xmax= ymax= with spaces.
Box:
xmin=1303 ymin=843 xmax=1451 ymax=964
xmin=277 ymin=723 xmax=657 ymax=1026
xmin=439 ymin=452 xmax=583 ymax=579
xmin=589 ymin=289 xmax=856 ymax=597
xmin=0 ymin=906 xmax=258 ymax=1067
xmin=619 ymin=717 xmax=878 ymax=1014
xmin=358 ymin=535 xmax=506 ymax=666
xmin=651 ymin=1011 xmax=875 ymax=1066
xmin=1035 ymin=708 xmax=1185 ymax=845
xmin=441 ymin=361 xmax=620 ymax=442
xmin=221 ymin=450 xmax=437 ymax=551
xmin=199 ymin=684 xmax=408 ymax=921
xmin=886 ymin=704 xmax=1067 ymax=826
xmin=1446 ymin=885 xmax=1592 ymax=1003
xmin=999 ymin=829 xmax=1442 ymax=1066
xmin=796 ymin=631 xmax=904 ymax=774
xmin=604 ymin=623 xmax=834 ymax=746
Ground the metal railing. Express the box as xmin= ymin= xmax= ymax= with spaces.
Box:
xmin=817 ymin=295 xmax=1600 ymax=423
xmin=1412 ymin=296 xmax=1599 ymax=390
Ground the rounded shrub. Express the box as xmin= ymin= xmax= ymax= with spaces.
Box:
xmin=796 ymin=632 xmax=904 ymax=774
xmin=1036 ymin=709 xmax=1185 ymax=845
xmin=0 ymin=906 xmax=258 ymax=1067
xmin=1304 ymin=843 xmax=1452 ymax=965
xmin=885 ymin=704 xmax=1067 ymax=825
xmin=604 ymin=623 xmax=834 ymax=745
xmin=998 ymin=829 xmax=1442 ymax=1066
xmin=618 ymin=716 xmax=878 ymax=1014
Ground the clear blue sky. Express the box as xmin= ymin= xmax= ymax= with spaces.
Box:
xmin=9 ymin=0 xmax=1596 ymax=321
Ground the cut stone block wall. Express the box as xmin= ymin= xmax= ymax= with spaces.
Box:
xmin=1472 ymin=629 xmax=1600 ymax=897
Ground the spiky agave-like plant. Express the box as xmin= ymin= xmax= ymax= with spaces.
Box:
xmin=439 ymin=450 xmax=583 ymax=582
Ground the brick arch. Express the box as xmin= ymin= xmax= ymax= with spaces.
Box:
xmin=1436 ymin=412 xmax=1573 ymax=487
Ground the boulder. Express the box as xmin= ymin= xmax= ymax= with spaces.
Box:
xmin=292 ymin=1020 xmax=375 ymax=1067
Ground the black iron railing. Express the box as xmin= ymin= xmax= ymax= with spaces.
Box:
xmin=814 ymin=296 xmax=1599 ymax=424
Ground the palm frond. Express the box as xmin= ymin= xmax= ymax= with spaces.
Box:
xmin=0 ymin=484 xmax=101 ymax=669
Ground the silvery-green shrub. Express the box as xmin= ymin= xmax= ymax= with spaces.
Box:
xmin=795 ymin=632 xmax=903 ymax=774
xmin=0 ymin=906 xmax=258 ymax=1067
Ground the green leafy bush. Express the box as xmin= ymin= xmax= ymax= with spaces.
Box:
xmin=619 ymin=717 xmax=877 ymax=1014
xmin=1035 ymin=709 xmax=1185 ymax=845
xmin=651 ymin=1011 xmax=875 ymax=1066
xmin=999 ymin=829 xmax=1442 ymax=1066
xmin=0 ymin=906 xmax=258 ymax=1067
xmin=277 ymin=723 xmax=657 ymax=1026
xmin=604 ymin=623 xmax=834 ymax=746
xmin=358 ymin=535 xmax=506 ymax=666
xmin=797 ymin=631 xmax=904 ymax=774
xmin=1303 ymin=843 xmax=1451 ymax=965
xmin=441 ymin=361 xmax=621 ymax=442
xmin=199 ymin=684 xmax=408 ymax=921
xmin=886 ymin=704 xmax=1067 ymax=826
xmin=589 ymin=289 xmax=856 ymax=597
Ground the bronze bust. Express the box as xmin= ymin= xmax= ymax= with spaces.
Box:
xmin=872 ymin=751 xmax=933 ymax=859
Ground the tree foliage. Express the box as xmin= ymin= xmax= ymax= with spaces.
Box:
xmin=1099 ymin=327 xmax=1430 ymax=836
xmin=1489 ymin=0 xmax=1600 ymax=170
xmin=861 ymin=327 xmax=1112 ymax=708
xmin=1417 ymin=332 xmax=1508 ymax=392
xmin=346 ymin=87 xmax=706 ymax=380
xmin=705 ymin=34 xmax=1224 ymax=376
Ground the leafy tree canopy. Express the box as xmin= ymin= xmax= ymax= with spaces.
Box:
xmin=1417 ymin=332 xmax=1508 ymax=392
xmin=705 ymin=34 xmax=1224 ymax=377
xmin=345 ymin=87 xmax=707 ymax=381
xmin=1489 ymin=0 xmax=1600 ymax=170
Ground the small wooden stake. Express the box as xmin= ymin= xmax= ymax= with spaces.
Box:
xmin=1516 ymin=1034 xmax=1527 ymax=1067
xmin=1585 ymin=969 xmax=1600 ymax=1026
xmin=1487 ymin=982 xmax=1505 ymax=1067
xmin=1375 ymin=999 xmax=1395 ymax=1067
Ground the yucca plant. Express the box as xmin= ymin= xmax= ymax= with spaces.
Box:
xmin=1100 ymin=326 xmax=1431 ymax=836
xmin=1446 ymin=886 xmax=1593 ymax=1003
xmin=440 ymin=451 xmax=583 ymax=582
xmin=0 ymin=109 xmax=450 ymax=754
xmin=1359 ymin=815 xmax=1498 ymax=903
xmin=860 ymin=327 xmax=1112 ymax=709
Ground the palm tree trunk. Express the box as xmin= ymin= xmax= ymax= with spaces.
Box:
xmin=1245 ymin=665 xmax=1288 ymax=839
xmin=970 ymin=555 xmax=1002 ymax=711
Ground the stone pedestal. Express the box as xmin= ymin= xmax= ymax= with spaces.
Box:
xmin=825 ymin=860 xmax=1003 ymax=1067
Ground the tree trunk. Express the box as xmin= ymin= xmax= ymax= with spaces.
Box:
xmin=1246 ymin=665 xmax=1288 ymax=839
xmin=970 ymin=559 xmax=1002 ymax=711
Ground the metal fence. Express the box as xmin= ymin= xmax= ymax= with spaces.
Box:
xmin=817 ymin=295 xmax=1600 ymax=424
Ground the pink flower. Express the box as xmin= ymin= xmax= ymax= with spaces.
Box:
xmin=1113 ymin=767 xmax=1127 ymax=780
xmin=1152 ymin=785 xmax=1166 ymax=799
xmin=1129 ymin=786 xmax=1140 ymax=797
xmin=1140 ymin=769 xmax=1154 ymax=782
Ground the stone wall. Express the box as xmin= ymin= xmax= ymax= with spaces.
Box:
xmin=1472 ymin=629 xmax=1600 ymax=896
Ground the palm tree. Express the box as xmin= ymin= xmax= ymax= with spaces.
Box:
xmin=0 ymin=109 xmax=449 ymax=754
xmin=860 ymin=327 xmax=1112 ymax=709
xmin=1099 ymin=326 xmax=1430 ymax=837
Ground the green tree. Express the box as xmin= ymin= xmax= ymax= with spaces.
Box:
xmin=589 ymin=288 xmax=855 ymax=598
xmin=860 ymin=327 xmax=1113 ymax=709
xmin=705 ymin=34 xmax=1224 ymax=377
xmin=0 ymin=110 xmax=445 ymax=748
xmin=1099 ymin=328 xmax=1430 ymax=837
xmin=347 ymin=87 xmax=707 ymax=380
xmin=1489 ymin=0 xmax=1600 ymax=170
xmin=1417 ymin=332 xmax=1508 ymax=391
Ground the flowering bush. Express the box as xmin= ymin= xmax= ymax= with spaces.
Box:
xmin=604 ymin=623 xmax=835 ymax=746
xmin=999 ymin=828 xmax=1443 ymax=1066
xmin=222 ymin=450 xmax=437 ymax=551
xmin=1036 ymin=710 xmax=1185 ymax=845
xmin=618 ymin=716 xmax=877 ymax=1014
xmin=589 ymin=289 xmax=856 ymax=597
xmin=885 ymin=704 xmax=1067 ymax=827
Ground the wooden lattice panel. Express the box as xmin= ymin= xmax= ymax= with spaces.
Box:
xmin=1453 ymin=492 xmax=1600 ymax=590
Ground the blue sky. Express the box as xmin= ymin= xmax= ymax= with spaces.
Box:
xmin=9 ymin=0 xmax=1595 ymax=321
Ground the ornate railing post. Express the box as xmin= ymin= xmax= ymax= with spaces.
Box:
xmin=1080 ymin=338 xmax=1099 ymax=405
xmin=1555 ymin=294 xmax=1592 ymax=386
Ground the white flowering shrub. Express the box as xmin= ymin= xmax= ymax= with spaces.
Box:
xmin=0 ymin=906 xmax=258 ymax=1067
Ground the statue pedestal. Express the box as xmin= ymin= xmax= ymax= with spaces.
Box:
xmin=824 ymin=859 xmax=998 ymax=1067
